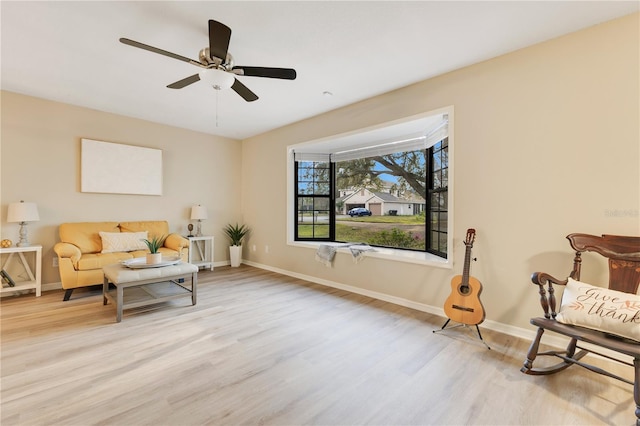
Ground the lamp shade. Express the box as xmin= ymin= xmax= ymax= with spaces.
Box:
xmin=190 ymin=205 xmax=208 ymax=221
xmin=199 ymin=68 xmax=235 ymax=90
xmin=7 ymin=201 xmax=40 ymax=223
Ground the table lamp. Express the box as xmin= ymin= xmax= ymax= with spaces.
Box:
xmin=190 ymin=205 xmax=207 ymax=237
xmin=7 ymin=201 xmax=40 ymax=247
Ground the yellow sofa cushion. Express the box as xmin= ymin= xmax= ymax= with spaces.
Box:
xmin=59 ymin=222 xmax=120 ymax=254
xmin=120 ymin=221 xmax=169 ymax=239
xmin=77 ymin=252 xmax=134 ymax=271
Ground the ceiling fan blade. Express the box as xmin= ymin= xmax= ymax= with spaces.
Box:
xmin=120 ymin=38 xmax=201 ymax=66
xmin=234 ymin=66 xmax=297 ymax=80
xmin=231 ymin=79 xmax=258 ymax=102
xmin=167 ymin=74 xmax=201 ymax=89
xmin=209 ymin=20 xmax=232 ymax=63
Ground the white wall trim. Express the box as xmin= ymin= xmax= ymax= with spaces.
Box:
xmin=43 ymin=281 xmax=62 ymax=292
xmin=37 ymin=260 xmax=632 ymax=363
xmin=242 ymin=260 xmax=632 ymax=363
xmin=243 ymin=260 xmax=536 ymax=339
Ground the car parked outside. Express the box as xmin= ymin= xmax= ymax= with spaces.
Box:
xmin=348 ymin=207 xmax=372 ymax=217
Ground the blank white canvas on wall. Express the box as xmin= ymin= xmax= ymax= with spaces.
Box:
xmin=81 ymin=138 xmax=163 ymax=195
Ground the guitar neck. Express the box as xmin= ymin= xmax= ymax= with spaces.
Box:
xmin=462 ymin=244 xmax=472 ymax=286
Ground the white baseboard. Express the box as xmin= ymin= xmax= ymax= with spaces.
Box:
xmin=43 ymin=281 xmax=63 ymax=292
xmin=37 ymin=260 xmax=631 ymax=363
xmin=242 ymin=260 xmax=633 ymax=363
xmin=242 ymin=260 xmax=538 ymax=340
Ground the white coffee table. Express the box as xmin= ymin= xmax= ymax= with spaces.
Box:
xmin=103 ymin=261 xmax=198 ymax=322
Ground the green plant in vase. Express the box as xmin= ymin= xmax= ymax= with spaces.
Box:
xmin=142 ymin=235 xmax=166 ymax=264
xmin=142 ymin=235 xmax=167 ymax=253
xmin=224 ymin=223 xmax=249 ymax=267
xmin=223 ymin=223 xmax=249 ymax=246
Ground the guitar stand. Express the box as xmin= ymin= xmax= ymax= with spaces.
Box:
xmin=433 ymin=319 xmax=491 ymax=350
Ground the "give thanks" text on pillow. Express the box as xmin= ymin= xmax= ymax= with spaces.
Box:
xmin=556 ymin=277 xmax=640 ymax=342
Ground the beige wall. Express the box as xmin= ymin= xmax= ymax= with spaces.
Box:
xmin=1 ymin=13 xmax=638 ymax=335
xmin=241 ymin=13 xmax=639 ymax=332
xmin=1 ymin=92 xmax=243 ymax=284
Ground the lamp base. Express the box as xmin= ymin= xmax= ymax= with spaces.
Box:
xmin=16 ymin=222 xmax=31 ymax=247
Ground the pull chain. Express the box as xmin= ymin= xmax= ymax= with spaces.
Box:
xmin=215 ymin=89 xmax=219 ymax=127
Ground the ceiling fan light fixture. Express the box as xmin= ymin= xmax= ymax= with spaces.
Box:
xmin=199 ymin=68 xmax=235 ymax=90
xmin=121 ymin=19 xmax=295 ymax=102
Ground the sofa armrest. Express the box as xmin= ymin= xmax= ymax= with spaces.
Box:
xmin=164 ymin=233 xmax=189 ymax=251
xmin=54 ymin=242 xmax=82 ymax=266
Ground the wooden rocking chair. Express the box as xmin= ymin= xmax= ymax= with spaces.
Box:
xmin=521 ymin=233 xmax=640 ymax=426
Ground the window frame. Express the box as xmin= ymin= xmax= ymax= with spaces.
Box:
xmin=287 ymin=107 xmax=454 ymax=268
xmin=294 ymin=160 xmax=335 ymax=241
xmin=426 ymin=138 xmax=448 ymax=257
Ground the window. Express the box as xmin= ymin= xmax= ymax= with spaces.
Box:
xmin=291 ymin=110 xmax=452 ymax=260
xmin=295 ymin=160 xmax=333 ymax=240
xmin=334 ymin=148 xmax=428 ymax=251
xmin=427 ymin=138 xmax=448 ymax=257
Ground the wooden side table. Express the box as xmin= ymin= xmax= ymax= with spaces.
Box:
xmin=188 ymin=236 xmax=214 ymax=271
xmin=0 ymin=245 xmax=42 ymax=297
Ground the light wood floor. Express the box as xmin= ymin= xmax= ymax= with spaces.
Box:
xmin=1 ymin=265 xmax=635 ymax=425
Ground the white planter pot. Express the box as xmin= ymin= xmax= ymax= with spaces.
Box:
xmin=229 ymin=245 xmax=242 ymax=267
xmin=146 ymin=253 xmax=162 ymax=265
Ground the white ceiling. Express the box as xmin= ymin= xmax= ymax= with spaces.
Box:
xmin=2 ymin=1 xmax=637 ymax=140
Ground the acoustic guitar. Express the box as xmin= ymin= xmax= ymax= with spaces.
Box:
xmin=443 ymin=229 xmax=486 ymax=325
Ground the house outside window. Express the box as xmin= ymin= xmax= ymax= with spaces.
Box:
xmin=292 ymin=110 xmax=451 ymax=259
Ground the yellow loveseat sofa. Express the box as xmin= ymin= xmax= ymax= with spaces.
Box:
xmin=54 ymin=221 xmax=189 ymax=301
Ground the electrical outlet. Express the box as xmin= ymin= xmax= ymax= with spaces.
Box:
xmin=252 ymin=245 xmax=256 ymax=252
xmin=52 ymin=257 xmax=59 ymax=267
xmin=265 ymin=245 xmax=269 ymax=254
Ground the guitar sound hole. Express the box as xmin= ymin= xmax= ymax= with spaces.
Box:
xmin=459 ymin=286 xmax=470 ymax=295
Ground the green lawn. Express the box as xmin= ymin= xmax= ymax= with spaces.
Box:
xmin=297 ymin=215 xmax=426 ymax=249
xmin=297 ymin=223 xmax=384 ymax=241
xmin=340 ymin=215 xmax=425 ymax=224
xmin=335 ymin=223 xmax=383 ymax=242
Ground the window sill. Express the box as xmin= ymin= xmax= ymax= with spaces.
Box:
xmin=288 ymin=241 xmax=452 ymax=269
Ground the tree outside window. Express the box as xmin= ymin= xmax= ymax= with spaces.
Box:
xmin=294 ymin=139 xmax=448 ymax=257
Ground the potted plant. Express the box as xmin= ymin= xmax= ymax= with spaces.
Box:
xmin=142 ymin=235 xmax=166 ymax=264
xmin=223 ymin=223 xmax=249 ymax=267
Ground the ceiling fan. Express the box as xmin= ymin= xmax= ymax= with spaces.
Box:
xmin=120 ymin=19 xmax=297 ymax=102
